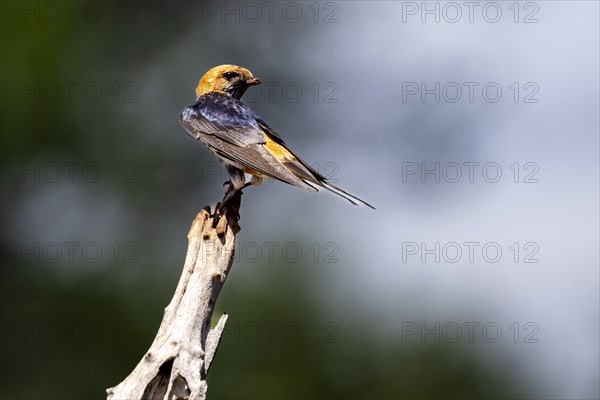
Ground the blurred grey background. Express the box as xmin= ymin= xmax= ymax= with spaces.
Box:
xmin=1 ymin=1 xmax=598 ymax=399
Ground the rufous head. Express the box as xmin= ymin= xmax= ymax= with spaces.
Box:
xmin=195 ymin=64 xmax=261 ymax=100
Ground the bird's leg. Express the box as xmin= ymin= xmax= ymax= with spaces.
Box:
xmin=216 ymin=175 xmax=259 ymax=217
xmin=215 ymin=188 xmax=242 ymax=232
xmin=215 ymin=167 xmax=245 ymax=218
xmin=242 ymin=175 xmax=262 ymax=189
xmin=213 ymin=181 xmax=243 ymax=233
xmin=217 ymin=184 xmax=239 ymax=212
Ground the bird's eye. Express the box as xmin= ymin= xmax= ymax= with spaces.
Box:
xmin=223 ymin=71 xmax=239 ymax=80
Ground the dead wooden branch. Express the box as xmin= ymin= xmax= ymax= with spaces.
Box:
xmin=107 ymin=190 xmax=243 ymax=400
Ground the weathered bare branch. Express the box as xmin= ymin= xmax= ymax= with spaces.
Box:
xmin=107 ymin=190 xmax=242 ymax=400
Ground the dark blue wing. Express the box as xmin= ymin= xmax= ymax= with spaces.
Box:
xmin=179 ymin=92 xmax=266 ymax=147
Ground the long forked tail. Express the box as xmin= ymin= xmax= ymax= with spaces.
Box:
xmin=304 ymin=179 xmax=375 ymax=209
xmin=257 ymin=125 xmax=375 ymax=209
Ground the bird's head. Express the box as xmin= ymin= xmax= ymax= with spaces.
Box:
xmin=195 ymin=64 xmax=262 ymax=100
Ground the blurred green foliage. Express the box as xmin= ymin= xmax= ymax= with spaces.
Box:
xmin=1 ymin=261 xmax=528 ymax=399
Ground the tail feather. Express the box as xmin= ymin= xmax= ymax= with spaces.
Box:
xmin=271 ymin=148 xmax=374 ymax=209
xmin=305 ymin=179 xmax=375 ymax=209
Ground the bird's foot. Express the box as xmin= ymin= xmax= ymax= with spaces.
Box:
xmin=213 ymin=184 xmax=243 ymax=233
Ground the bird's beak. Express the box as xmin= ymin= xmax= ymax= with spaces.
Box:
xmin=246 ymin=77 xmax=262 ymax=86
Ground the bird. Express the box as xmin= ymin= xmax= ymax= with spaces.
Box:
xmin=179 ymin=64 xmax=374 ymax=209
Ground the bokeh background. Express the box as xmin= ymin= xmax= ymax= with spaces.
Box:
xmin=1 ymin=1 xmax=598 ymax=399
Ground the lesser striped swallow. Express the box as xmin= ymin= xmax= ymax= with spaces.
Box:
xmin=179 ymin=64 xmax=374 ymax=209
